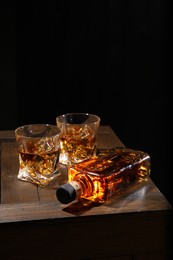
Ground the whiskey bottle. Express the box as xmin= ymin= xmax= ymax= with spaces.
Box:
xmin=56 ymin=147 xmax=151 ymax=204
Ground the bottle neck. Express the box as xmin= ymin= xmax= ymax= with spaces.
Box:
xmin=68 ymin=181 xmax=82 ymax=200
xmin=56 ymin=174 xmax=94 ymax=204
xmin=71 ymin=174 xmax=93 ymax=199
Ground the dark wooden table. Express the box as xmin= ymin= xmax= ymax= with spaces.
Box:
xmin=0 ymin=126 xmax=172 ymax=260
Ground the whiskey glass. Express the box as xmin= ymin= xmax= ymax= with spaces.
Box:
xmin=15 ymin=124 xmax=61 ymax=187
xmin=56 ymin=113 xmax=100 ymax=165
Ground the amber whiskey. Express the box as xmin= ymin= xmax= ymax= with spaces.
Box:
xmin=56 ymin=147 xmax=151 ymax=204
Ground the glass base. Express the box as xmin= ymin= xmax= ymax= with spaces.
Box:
xmin=17 ymin=168 xmax=61 ymax=187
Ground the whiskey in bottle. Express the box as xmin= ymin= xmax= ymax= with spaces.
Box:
xmin=56 ymin=147 xmax=151 ymax=204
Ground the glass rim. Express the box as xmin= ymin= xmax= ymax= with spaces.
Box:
xmin=15 ymin=123 xmax=61 ymax=138
xmin=56 ymin=113 xmax=101 ymax=125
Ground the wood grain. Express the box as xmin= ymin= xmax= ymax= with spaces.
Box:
xmin=0 ymin=126 xmax=172 ymax=260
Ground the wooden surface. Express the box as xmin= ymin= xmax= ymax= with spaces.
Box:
xmin=0 ymin=126 xmax=172 ymax=259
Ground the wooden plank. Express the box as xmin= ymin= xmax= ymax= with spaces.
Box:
xmin=1 ymin=142 xmax=39 ymax=203
xmin=96 ymin=125 xmax=125 ymax=149
xmin=0 ymin=178 xmax=171 ymax=223
xmin=0 ymin=130 xmax=15 ymax=141
xmin=0 ymin=125 xmax=172 ymax=216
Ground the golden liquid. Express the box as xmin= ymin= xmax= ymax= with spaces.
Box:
xmin=59 ymin=125 xmax=96 ymax=165
xmin=18 ymin=150 xmax=59 ymax=187
xmin=17 ymin=134 xmax=60 ymax=188
xmin=68 ymin=148 xmax=151 ymax=203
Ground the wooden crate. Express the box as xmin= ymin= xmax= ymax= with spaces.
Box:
xmin=0 ymin=126 xmax=172 ymax=259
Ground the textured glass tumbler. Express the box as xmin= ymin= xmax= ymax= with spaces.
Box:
xmin=56 ymin=113 xmax=100 ymax=165
xmin=15 ymin=124 xmax=61 ymax=187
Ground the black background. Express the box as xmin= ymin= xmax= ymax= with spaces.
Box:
xmin=0 ymin=1 xmax=171 ymax=205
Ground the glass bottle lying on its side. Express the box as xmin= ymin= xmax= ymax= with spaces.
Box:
xmin=56 ymin=147 xmax=151 ymax=204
